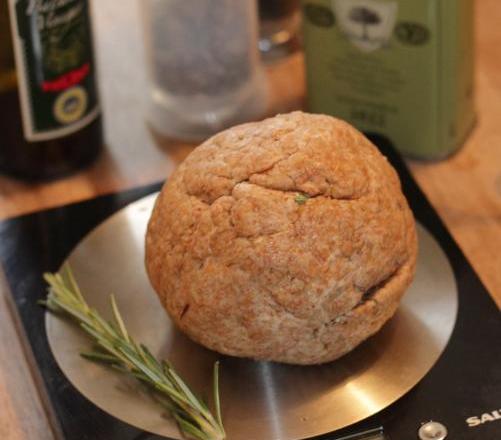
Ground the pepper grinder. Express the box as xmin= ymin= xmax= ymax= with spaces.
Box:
xmin=141 ymin=0 xmax=268 ymax=142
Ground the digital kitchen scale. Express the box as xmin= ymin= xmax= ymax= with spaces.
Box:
xmin=1 ymin=138 xmax=500 ymax=440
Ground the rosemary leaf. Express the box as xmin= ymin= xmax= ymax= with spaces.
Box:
xmin=80 ymin=351 xmax=119 ymax=365
xmin=175 ymin=415 xmax=211 ymax=440
xmin=213 ymin=361 xmax=223 ymax=430
xmin=111 ymin=294 xmax=130 ymax=343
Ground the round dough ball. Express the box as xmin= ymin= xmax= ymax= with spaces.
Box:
xmin=145 ymin=112 xmax=417 ymax=365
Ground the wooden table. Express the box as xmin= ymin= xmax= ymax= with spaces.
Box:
xmin=1 ymin=1 xmax=500 ymax=438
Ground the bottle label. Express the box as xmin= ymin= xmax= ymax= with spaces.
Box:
xmin=8 ymin=0 xmax=100 ymax=142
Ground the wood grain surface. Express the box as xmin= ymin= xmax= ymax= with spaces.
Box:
xmin=0 ymin=0 xmax=499 ymax=439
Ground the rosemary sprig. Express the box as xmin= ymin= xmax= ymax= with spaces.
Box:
xmin=42 ymin=265 xmax=226 ymax=440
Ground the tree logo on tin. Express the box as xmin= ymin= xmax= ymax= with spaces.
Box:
xmin=395 ymin=22 xmax=430 ymax=45
xmin=333 ymin=0 xmax=398 ymax=52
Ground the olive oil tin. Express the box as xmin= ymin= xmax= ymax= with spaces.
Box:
xmin=302 ymin=0 xmax=476 ymax=159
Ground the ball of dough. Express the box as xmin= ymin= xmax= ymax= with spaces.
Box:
xmin=145 ymin=112 xmax=417 ymax=365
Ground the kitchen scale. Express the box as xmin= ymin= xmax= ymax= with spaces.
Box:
xmin=1 ymin=138 xmax=500 ymax=440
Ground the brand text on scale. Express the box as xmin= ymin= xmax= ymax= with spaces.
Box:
xmin=466 ymin=408 xmax=501 ymax=427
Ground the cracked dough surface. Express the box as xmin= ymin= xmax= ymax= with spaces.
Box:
xmin=145 ymin=112 xmax=417 ymax=364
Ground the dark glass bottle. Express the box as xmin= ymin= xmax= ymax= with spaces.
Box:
xmin=257 ymin=0 xmax=300 ymax=60
xmin=258 ymin=0 xmax=299 ymax=20
xmin=0 ymin=0 xmax=102 ymax=181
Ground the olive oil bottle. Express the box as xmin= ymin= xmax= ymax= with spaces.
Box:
xmin=302 ymin=0 xmax=475 ymax=159
xmin=0 ymin=0 xmax=102 ymax=180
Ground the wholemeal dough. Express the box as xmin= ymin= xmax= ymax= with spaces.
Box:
xmin=145 ymin=112 xmax=417 ymax=365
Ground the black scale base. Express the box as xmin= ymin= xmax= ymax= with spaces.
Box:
xmin=1 ymin=138 xmax=500 ymax=440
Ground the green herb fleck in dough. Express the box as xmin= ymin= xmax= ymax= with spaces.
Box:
xmin=295 ymin=193 xmax=310 ymax=205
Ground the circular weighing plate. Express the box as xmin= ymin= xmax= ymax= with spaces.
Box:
xmin=46 ymin=194 xmax=458 ymax=440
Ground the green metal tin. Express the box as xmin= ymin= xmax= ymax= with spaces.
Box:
xmin=302 ymin=0 xmax=476 ymax=159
